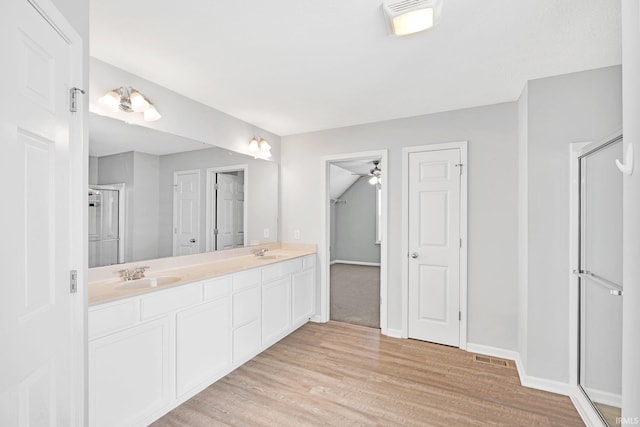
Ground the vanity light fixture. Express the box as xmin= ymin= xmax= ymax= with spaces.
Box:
xmin=248 ymin=137 xmax=272 ymax=159
xmin=99 ymin=87 xmax=161 ymax=122
xmin=383 ymin=0 xmax=443 ymax=36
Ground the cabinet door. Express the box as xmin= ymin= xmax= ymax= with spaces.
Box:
xmin=233 ymin=286 xmax=260 ymax=328
xmin=176 ymin=298 xmax=231 ymax=397
xmin=262 ymin=277 xmax=291 ymax=345
xmin=292 ymin=269 xmax=315 ymax=326
xmin=89 ymin=317 xmax=171 ymax=427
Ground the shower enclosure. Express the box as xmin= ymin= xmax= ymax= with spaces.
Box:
xmin=88 ymin=184 xmax=125 ymax=268
xmin=574 ymin=135 xmax=623 ymax=426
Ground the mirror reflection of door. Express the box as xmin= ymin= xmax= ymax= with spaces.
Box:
xmin=207 ymin=167 xmax=246 ymax=251
xmin=577 ymin=136 xmax=623 ymax=427
xmin=173 ymin=169 xmax=201 ymax=256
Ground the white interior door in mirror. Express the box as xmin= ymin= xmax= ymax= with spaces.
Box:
xmin=215 ymin=173 xmax=244 ymax=250
xmin=408 ymin=149 xmax=461 ymax=347
xmin=173 ymin=169 xmax=200 ymax=256
xmin=0 ymin=0 xmax=81 ymax=424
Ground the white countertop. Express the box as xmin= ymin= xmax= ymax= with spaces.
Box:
xmin=88 ymin=247 xmax=316 ymax=306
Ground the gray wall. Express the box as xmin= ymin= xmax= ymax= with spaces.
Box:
xmin=88 ymin=156 xmax=98 ymax=185
xmin=96 ymin=151 xmax=160 ymax=263
xmin=131 ymin=152 xmax=160 ymax=262
xmin=522 ymin=66 xmax=622 ymax=383
xmin=332 ymin=178 xmax=380 ymax=264
xmin=281 ymin=102 xmax=519 ymax=350
xmin=157 ymin=146 xmax=279 ymax=258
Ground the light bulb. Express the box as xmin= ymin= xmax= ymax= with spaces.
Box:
xmin=392 ymin=8 xmax=434 ymax=36
xmin=130 ymin=90 xmax=150 ymax=112
xmin=259 ymin=139 xmax=272 ymax=158
xmin=99 ymin=90 xmax=121 ymax=111
xmin=369 ymin=176 xmax=378 ymax=185
xmin=143 ymin=106 xmax=161 ymax=121
xmin=248 ymin=138 xmax=260 ymax=154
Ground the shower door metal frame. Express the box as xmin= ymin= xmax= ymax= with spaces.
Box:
xmin=89 ymin=183 xmax=126 ymax=264
xmin=569 ymin=133 xmax=623 ymax=427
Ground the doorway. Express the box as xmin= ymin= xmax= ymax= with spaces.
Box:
xmin=173 ymin=169 xmax=201 ymax=256
xmin=206 ymin=165 xmax=248 ymax=251
xmin=319 ymin=150 xmax=388 ymax=332
xmin=402 ymin=142 xmax=468 ymax=348
xmin=572 ymin=135 xmax=623 ymax=427
xmin=329 ymin=159 xmax=383 ymax=328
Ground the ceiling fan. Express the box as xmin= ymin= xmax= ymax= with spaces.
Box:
xmin=353 ymin=160 xmax=382 ymax=185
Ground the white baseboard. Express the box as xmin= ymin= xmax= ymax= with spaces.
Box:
xmin=570 ymin=387 xmax=609 ymax=427
xmin=332 ymin=259 xmax=381 ymax=267
xmin=583 ymin=387 xmax=621 ymax=408
xmin=383 ymin=328 xmax=403 ymax=338
xmin=310 ymin=315 xmax=324 ymax=323
xmin=466 ymin=343 xmax=571 ymax=396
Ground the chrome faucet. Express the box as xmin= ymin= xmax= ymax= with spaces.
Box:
xmin=255 ymin=248 xmax=269 ymax=257
xmin=119 ymin=266 xmax=150 ymax=281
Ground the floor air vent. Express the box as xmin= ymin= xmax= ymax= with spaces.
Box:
xmin=473 ymin=354 xmax=509 ymax=368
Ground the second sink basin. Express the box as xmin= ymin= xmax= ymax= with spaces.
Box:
xmin=116 ymin=276 xmax=181 ymax=290
xmin=255 ymin=255 xmax=286 ymax=261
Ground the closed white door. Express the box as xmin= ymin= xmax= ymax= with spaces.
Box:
xmin=0 ymin=0 xmax=83 ymax=425
xmin=216 ymin=173 xmax=243 ymax=250
xmin=173 ymin=170 xmax=200 ymax=256
xmin=408 ymin=149 xmax=461 ymax=346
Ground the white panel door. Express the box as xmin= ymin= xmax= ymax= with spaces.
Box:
xmin=173 ymin=170 xmax=200 ymax=256
xmin=215 ymin=173 xmax=244 ymax=250
xmin=408 ymin=149 xmax=461 ymax=346
xmin=0 ymin=0 xmax=82 ymax=425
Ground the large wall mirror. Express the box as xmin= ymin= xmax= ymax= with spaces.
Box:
xmin=88 ymin=113 xmax=279 ymax=268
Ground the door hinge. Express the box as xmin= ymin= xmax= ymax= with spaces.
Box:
xmin=460 ymin=238 xmax=462 ymax=248
xmin=459 ymin=311 xmax=462 ymax=321
xmin=69 ymin=87 xmax=85 ymax=113
xmin=214 ymin=228 xmax=219 ymax=235
xmin=70 ymin=270 xmax=78 ymax=294
xmin=455 ymin=163 xmax=463 ymax=175
xmin=214 ymin=183 xmax=219 ymax=190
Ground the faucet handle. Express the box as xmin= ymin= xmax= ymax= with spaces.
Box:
xmin=119 ymin=269 xmax=134 ymax=281
xmin=135 ymin=266 xmax=150 ymax=272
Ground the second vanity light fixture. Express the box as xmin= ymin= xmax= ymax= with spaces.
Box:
xmin=383 ymin=0 xmax=443 ymax=36
xmin=99 ymin=87 xmax=162 ymax=121
xmin=248 ymin=137 xmax=272 ymax=159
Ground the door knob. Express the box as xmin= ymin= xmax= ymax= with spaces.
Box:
xmin=410 ymin=252 xmax=419 ymax=259
xmin=189 ymin=238 xmax=196 ymax=243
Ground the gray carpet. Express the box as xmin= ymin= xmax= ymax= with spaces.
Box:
xmin=330 ymin=263 xmax=380 ymax=328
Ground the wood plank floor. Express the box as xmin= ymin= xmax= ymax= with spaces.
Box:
xmin=153 ymin=322 xmax=584 ymax=427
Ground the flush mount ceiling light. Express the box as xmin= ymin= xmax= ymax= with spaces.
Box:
xmin=382 ymin=0 xmax=443 ymax=36
xmin=99 ymin=87 xmax=161 ymax=121
xmin=248 ymin=137 xmax=272 ymax=159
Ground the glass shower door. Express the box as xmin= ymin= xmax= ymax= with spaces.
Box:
xmin=577 ymin=136 xmax=623 ymax=426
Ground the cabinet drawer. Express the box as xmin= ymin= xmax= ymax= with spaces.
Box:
xmin=261 ymin=258 xmax=303 ymax=283
xmin=141 ymin=284 xmax=202 ymax=320
xmin=203 ymin=276 xmax=232 ymax=301
xmin=302 ymin=255 xmax=316 ymax=270
xmin=89 ymin=300 xmax=139 ymax=339
xmin=233 ymin=320 xmax=261 ymax=364
xmin=233 ymin=286 xmax=260 ymax=328
xmin=232 ymin=269 xmax=260 ymax=292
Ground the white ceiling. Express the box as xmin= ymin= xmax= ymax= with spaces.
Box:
xmin=90 ymin=0 xmax=621 ymax=136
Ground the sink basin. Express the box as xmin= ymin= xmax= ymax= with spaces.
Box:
xmin=255 ymin=255 xmax=285 ymax=260
xmin=116 ymin=276 xmax=181 ymax=290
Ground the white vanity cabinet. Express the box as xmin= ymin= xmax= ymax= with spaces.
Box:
xmin=293 ymin=255 xmax=316 ymax=327
xmin=176 ymin=277 xmax=232 ymax=397
xmin=89 ymin=315 xmax=172 ymax=427
xmin=88 ymin=254 xmax=316 ymax=426
xmin=232 ymin=269 xmax=262 ymax=364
